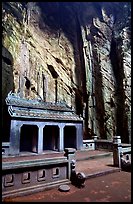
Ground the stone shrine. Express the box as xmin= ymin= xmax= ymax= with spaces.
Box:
xmin=5 ymin=91 xmax=83 ymax=155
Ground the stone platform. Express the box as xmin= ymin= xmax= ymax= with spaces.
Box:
xmin=2 ymin=149 xmax=123 ymax=202
xmin=2 ymin=149 xmax=120 ymax=179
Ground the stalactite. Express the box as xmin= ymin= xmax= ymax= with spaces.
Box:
xmin=55 ymin=78 xmax=58 ymax=103
xmin=42 ymin=73 xmax=46 ymax=102
xmin=37 ymin=72 xmax=39 ymax=95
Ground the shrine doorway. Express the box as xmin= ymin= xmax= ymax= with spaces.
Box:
xmin=64 ymin=126 xmax=76 ymax=149
xmin=20 ymin=125 xmax=38 ymax=153
xmin=43 ymin=125 xmax=59 ymax=151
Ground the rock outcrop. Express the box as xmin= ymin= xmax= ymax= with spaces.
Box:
xmin=2 ymin=2 xmax=131 ymax=143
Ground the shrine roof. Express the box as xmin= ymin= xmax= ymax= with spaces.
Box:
xmin=5 ymin=92 xmax=83 ymax=122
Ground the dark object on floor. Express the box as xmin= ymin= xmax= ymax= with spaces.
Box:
xmin=71 ymin=171 xmax=86 ymax=188
xmin=121 ymin=154 xmax=131 ymax=172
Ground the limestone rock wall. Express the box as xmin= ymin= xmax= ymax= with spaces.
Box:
xmin=77 ymin=2 xmax=131 ymax=142
xmin=2 ymin=2 xmax=131 ymax=143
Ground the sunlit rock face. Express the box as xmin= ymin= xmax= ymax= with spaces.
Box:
xmin=2 ymin=2 xmax=131 ymax=143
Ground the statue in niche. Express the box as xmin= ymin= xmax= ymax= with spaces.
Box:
xmin=17 ymin=73 xmax=32 ymax=99
xmin=24 ymin=76 xmax=31 ymax=99
xmin=17 ymin=68 xmax=44 ymax=101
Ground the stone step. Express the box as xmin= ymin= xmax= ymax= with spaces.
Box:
xmin=75 ymin=154 xmax=120 ymax=181
xmin=76 ymin=152 xmax=113 ymax=162
xmin=85 ymin=168 xmax=121 ymax=179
